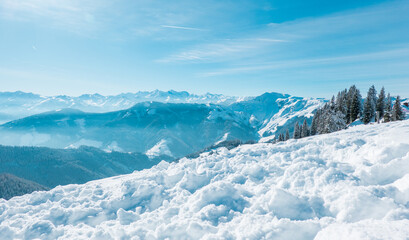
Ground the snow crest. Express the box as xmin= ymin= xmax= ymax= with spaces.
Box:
xmin=1 ymin=121 xmax=409 ymax=239
xmin=146 ymin=139 xmax=173 ymax=157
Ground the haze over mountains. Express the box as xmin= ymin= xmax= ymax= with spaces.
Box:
xmin=0 ymin=90 xmax=248 ymax=124
xmin=0 ymin=91 xmax=324 ymax=158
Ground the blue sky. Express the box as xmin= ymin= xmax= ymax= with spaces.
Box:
xmin=0 ymin=0 xmax=408 ymax=98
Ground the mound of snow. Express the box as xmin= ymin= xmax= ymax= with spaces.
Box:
xmin=1 ymin=120 xmax=409 ymax=239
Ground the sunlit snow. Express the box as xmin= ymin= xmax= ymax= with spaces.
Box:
xmin=1 ymin=120 xmax=409 ymax=239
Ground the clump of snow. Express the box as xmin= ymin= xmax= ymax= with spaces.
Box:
xmin=1 ymin=120 xmax=409 ymax=239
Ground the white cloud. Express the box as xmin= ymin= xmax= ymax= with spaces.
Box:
xmin=199 ymin=47 xmax=409 ymax=77
xmin=161 ymin=25 xmax=205 ymax=31
xmin=158 ymin=38 xmax=287 ymax=63
xmin=159 ymin=0 xmax=409 ymax=64
xmin=0 ymin=0 xmax=108 ymax=33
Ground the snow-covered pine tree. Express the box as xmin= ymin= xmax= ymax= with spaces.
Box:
xmin=362 ymin=96 xmax=373 ymax=124
xmin=336 ymin=89 xmax=348 ymax=120
xmin=392 ymin=96 xmax=405 ymax=121
xmin=376 ymin=87 xmax=386 ymax=121
xmin=330 ymin=95 xmax=336 ymax=108
xmin=293 ymin=122 xmax=301 ymax=139
xmin=319 ymin=104 xmax=329 ymax=134
xmin=384 ymin=93 xmax=392 ymax=123
xmin=349 ymin=88 xmax=362 ymax=123
xmin=301 ymin=119 xmax=310 ymax=138
xmin=346 ymin=85 xmax=360 ymax=124
xmin=285 ymin=129 xmax=290 ymax=141
xmin=368 ymin=85 xmax=377 ymax=121
xmin=278 ymin=133 xmax=284 ymax=142
xmin=310 ymin=109 xmax=320 ymax=136
xmin=361 ymin=85 xmax=377 ymax=123
xmin=320 ymin=104 xmax=345 ymax=133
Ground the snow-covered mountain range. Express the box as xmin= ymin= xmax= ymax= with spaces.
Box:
xmin=0 ymin=92 xmax=324 ymax=157
xmin=0 ymin=90 xmax=248 ymax=124
xmin=1 ymin=119 xmax=409 ymax=239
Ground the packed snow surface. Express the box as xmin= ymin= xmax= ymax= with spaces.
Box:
xmin=1 ymin=121 xmax=409 ymax=239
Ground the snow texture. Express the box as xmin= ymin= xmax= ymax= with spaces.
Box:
xmin=1 ymin=120 xmax=409 ymax=239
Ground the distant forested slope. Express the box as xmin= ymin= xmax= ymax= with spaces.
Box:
xmin=0 ymin=173 xmax=48 ymax=200
xmin=0 ymin=145 xmax=172 ymax=188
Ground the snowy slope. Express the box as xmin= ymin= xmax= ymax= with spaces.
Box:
xmin=0 ymin=91 xmax=246 ymax=123
xmin=230 ymin=92 xmax=324 ymax=142
xmin=1 ymin=120 xmax=409 ymax=239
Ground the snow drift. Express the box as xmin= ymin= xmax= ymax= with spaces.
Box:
xmin=1 ymin=120 xmax=409 ymax=239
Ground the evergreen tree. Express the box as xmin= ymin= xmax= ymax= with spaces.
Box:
xmin=335 ymin=89 xmax=348 ymax=118
xmin=350 ymin=89 xmax=362 ymax=123
xmin=346 ymin=85 xmax=361 ymax=124
xmin=330 ymin=95 xmax=336 ymax=109
xmin=362 ymin=96 xmax=372 ymax=124
xmin=384 ymin=93 xmax=392 ymax=123
xmin=316 ymin=104 xmax=328 ymax=134
xmin=368 ymin=85 xmax=377 ymax=118
xmin=392 ymin=96 xmax=405 ymax=121
xmin=346 ymin=86 xmax=355 ymax=123
xmin=310 ymin=109 xmax=319 ymax=136
xmin=285 ymin=129 xmax=290 ymax=141
xmin=293 ymin=122 xmax=301 ymax=139
xmin=278 ymin=133 xmax=284 ymax=142
xmin=301 ymin=119 xmax=310 ymax=138
xmin=319 ymin=104 xmax=346 ymax=134
xmin=376 ymin=87 xmax=386 ymax=120
xmin=362 ymin=85 xmax=377 ymax=123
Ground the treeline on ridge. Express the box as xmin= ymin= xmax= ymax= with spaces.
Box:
xmin=275 ymin=85 xmax=406 ymax=142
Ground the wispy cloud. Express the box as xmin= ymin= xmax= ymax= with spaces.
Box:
xmin=158 ymin=38 xmax=288 ymax=62
xmin=0 ymin=0 xmax=105 ymax=33
xmin=199 ymin=47 xmax=409 ymax=77
xmin=161 ymin=25 xmax=205 ymax=31
xmin=159 ymin=1 xmax=409 ymax=84
xmin=159 ymin=0 xmax=409 ymax=65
